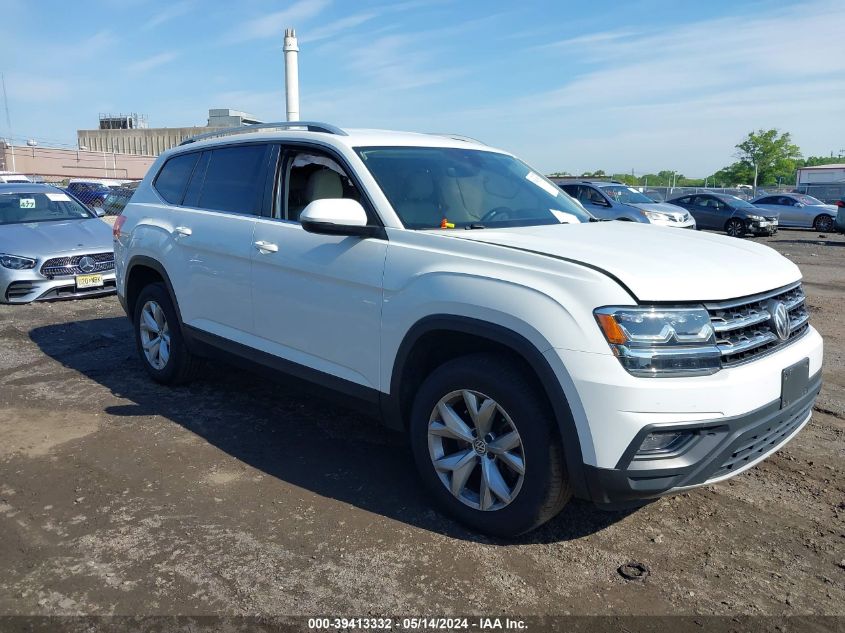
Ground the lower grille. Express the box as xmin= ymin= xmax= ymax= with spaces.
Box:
xmin=706 ymin=283 xmax=809 ymax=367
xmin=41 ymin=252 xmax=114 ymax=277
xmin=5 ymin=281 xmax=36 ymax=300
xmin=710 ymin=401 xmax=811 ymax=479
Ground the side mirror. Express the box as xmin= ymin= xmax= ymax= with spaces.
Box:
xmin=95 ymin=208 xmax=106 ymax=217
xmin=300 ymin=198 xmax=376 ymax=237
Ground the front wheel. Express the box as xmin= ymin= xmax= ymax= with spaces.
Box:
xmin=409 ymin=353 xmax=571 ymax=537
xmin=133 ymin=283 xmax=200 ymax=385
xmin=725 ymin=218 xmax=746 ymax=237
xmin=813 ymin=214 xmax=834 ymax=232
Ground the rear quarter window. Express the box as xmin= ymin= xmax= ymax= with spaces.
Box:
xmin=154 ymin=152 xmax=201 ymax=204
xmin=196 ymin=144 xmax=269 ymax=215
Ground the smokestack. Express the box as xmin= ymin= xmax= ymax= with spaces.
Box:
xmin=283 ymin=28 xmax=300 ymax=122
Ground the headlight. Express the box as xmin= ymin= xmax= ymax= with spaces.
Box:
xmin=594 ymin=306 xmax=721 ymax=377
xmin=747 ymin=215 xmax=765 ymax=222
xmin=641 ymin=210 xmax=673 ymax=222
xmin=0 ymin=253 xmax=36 ymax=270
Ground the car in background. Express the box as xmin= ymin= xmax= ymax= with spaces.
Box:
xmin=0 ymin=172 xmax=32 ymax=184
xmin=0 ymin=183 xmax=115 ymax=303
xmin=668 ymin=192 xmax=777 ymax=237
xmin=102 ymin=185 xmax=137 ymax=216
xmin=751 ymin=193 xmax=837 ymax=232
xmin=64 ymin=179 xmax=126 ymax=210
xmin=836 ymin=205 xmax=845 ymax=234
xmin=558 ymin=181 xmax=696 ymax=228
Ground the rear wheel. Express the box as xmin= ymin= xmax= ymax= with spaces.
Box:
xmin=133 ymin=283 xmax=200 ymax=385
xmin=813 ymin=214 xmax=834 ymax=232
xmin=725 ymin=218 xmax=745 ymax=237
xmin=409 ymin=353 xmax=571 ymax=537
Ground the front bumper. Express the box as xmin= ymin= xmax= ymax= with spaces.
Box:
xmin=582 ymin=370 xmax=821 ymax=507
xmin=1 ymin=269 xmax=116 ymax=303
xmin=749 ymin=219 xmax=778 ymax=235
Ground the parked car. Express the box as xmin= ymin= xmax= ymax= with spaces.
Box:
xmin=114 ymin=122 xmax=821 ymax=537
xmin=668 ymin=192 xmax=777 ymax=237
xmin=0 ymin=172 xmax=32 ymax=184
xmin=0 ymin=183 xmax=115 ymax=303
xmin=64 ymin=180 xmax=116 ymax=210
xmin=102 ymin=186 xmax=136 ymax=216
xmin=835 ymin=205 xmax=845 ymax=234
xmin=750 ymin=193 xmax=838 ymax=232
xmin=558 ymin=181 xmax=696 ymax=228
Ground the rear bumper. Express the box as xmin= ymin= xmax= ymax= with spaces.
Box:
xmin=583 ymin=370 xmax=821 ymax=508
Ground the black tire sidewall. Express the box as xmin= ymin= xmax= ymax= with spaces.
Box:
xmin=133 ymin=283 xmax=187 ymax=384
xmin=409 ymin=355 xmax=565 ymax=537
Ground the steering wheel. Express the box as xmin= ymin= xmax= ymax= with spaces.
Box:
xmin=480 ymin=206 xmax=514 ymax=223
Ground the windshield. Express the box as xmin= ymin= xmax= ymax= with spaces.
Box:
xmin=355 ymin=147 xmax=593 ymax=229
xmin=718 ymin=194 xmax=756 ymax=209
xmin=600 ymin=185 xmax=654 ymax=204
xmin=0 ymin=190 xmax=95 ymax=225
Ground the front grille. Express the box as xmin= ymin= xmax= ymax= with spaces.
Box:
xmin=710 ymin=400 xmax=811 ymax=479
xmin=40 ymin=253 xmax=114 ymax=277
xmin=706 ymin=283 xmax=809 ymax=367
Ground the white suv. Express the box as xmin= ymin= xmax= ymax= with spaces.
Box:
xmin=113 ymin=122 xmax=823 ymax=536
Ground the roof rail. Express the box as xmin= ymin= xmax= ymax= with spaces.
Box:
xmin=427 ymin=132 xmax=486 ymax=145
xmin=179 ymin=121 xmax=347 ymax=146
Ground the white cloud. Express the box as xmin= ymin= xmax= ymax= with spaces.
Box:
xmin=127 ymin=52 xmax=179 ymax=73
xmin=229 ymin=0 xmax=331 ymax=42
xmin=142 ymin=1 xmax=194 ymax=30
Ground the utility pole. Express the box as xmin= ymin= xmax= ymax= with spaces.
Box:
xmin=1 ymin=73 xmax=15 ymax=172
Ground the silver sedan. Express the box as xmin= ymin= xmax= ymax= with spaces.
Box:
xmin=0 ymin=184 xmax=116 ymax=303
xmin=750 ymin=192 xmax=838 ymax=232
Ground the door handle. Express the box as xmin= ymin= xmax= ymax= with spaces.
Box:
xmin=174 ymin=226 xmax=192 ymax=237
xmin=254 ymin=240 xmax=279 ymax=253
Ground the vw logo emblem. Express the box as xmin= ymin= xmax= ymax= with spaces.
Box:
xmin=769 ymin=301 xmax=791 ymax=341
xmin=78 ymin=256 xmax=96 ymax=274
xmin=472 ymin=438 xmax=487 ymax=456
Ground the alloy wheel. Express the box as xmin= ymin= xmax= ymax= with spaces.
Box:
xmin=815 ymin=215 xmax=834 ymax=232
xmin=726 ymin=220 xmax=744 ymax=237
xmin=427 ymin=389 xmax=526 ymax=511
xmin=139 ymin=300 xmax=171 ymax=370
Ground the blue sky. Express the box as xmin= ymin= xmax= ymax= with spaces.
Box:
xmin=1 ymin=0 xmax=844 ymax=176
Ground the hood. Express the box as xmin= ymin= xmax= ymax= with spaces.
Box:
xmin=0 ymin=219 xmax=113 ymax=257
xmin=625 ymin=201 xmax=690 ymax=220
xmin=446 ymin=222 xmax=800 ymax=302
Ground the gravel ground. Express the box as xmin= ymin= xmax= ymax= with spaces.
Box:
xmin=0 ymin=228 xmax=843 ymax=619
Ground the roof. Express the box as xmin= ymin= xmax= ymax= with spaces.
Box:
xmin=172 ymin=122 xmax=500 ymax=155
xmin=0 ymin=183 xmax=63 ymax=193
xmin=797 ymin=163 xmax=845 ymax=170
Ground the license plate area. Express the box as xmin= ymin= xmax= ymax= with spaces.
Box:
xmin=75 ymin=273 xmax=104 ymax=290
xmin=781 ymin=358 xmax=810 ymax=409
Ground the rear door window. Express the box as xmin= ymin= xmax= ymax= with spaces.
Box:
xmin=197 ymin=144 xmax=270 ymax=215
xmin=154 ymin=152 xmax=201 ymax=204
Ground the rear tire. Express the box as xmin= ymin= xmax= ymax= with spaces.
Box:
xmin=813 ymin=214 xmax=834 ymax=232
xmin=409 ymin=353 xmax=571 ymax=537
xmin=725 ymin=218 xmax=745 ymax=237
xmin=133 ymin=283 xmax=201 ymax=385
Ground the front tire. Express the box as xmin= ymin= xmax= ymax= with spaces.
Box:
xmin=813 ymin=214 xmax=834 ymax=232
xmin=725 ymin=218 xmax=745 ymax=237
xmin=409 ymin=353 xmax=571 ymax=537
xmin=133 ymin=283 xmax=200 ymax=385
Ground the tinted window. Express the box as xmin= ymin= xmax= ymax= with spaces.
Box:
xmin=197 ymin=145 xmax=268 ymax=214
xmin=756 ymin=196 xmax=778 ymax=204
xmin=155 ymin=152 xmax=200 ymax=204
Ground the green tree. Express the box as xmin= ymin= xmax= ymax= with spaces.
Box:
xmin=734 ymin=129 xmax=802 ymax=187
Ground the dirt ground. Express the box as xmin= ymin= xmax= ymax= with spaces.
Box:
xmin=0 ymin=228 xmax=843 ymax=619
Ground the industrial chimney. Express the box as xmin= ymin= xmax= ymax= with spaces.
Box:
xmin=283 ymin=28 xmax=300 ymax=122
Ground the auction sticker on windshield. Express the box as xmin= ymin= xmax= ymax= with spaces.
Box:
xmin=525 ymin=171 xmax=561 ymax=197
xmin=19 ymin=198 xmax=35 ymax=208
xmin=46 ymin=193 xmax=71 ymax=202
